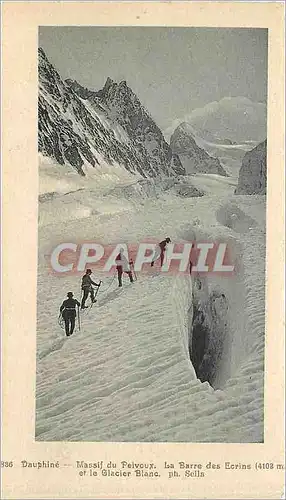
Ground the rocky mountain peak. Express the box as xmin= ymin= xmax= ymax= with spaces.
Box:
xmin=101 ymin=76 xmax=114 ymax=93
xmin=170 ymin=123 xmax=228 ymax=176
xmin=170 ymin=123 xmax=199 ymax=153
xmin=65 ymin=78 xmax=95 ymax=99
xmin=38 ymin=47 xmax=47 ymax=60
xmin=97 ymin=77 xmax=140 ymax=110
xmin=235 ymin=140 xmax=267 ymax=194
xmin=38 ymin=48 xmax=184 ymax=178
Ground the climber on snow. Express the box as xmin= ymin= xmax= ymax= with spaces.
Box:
xmin=81 ymin=269 xmax=100 ymax=309
xmin=115 ymin=248 xmax=134 ymax=287
xmin=60 ymin=292 xmax=80 ymax=337
xmin=151 ymin=237 xmax=171 ymax=267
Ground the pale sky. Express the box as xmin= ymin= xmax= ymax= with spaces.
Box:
xmin=39 ymin=27 xmax=268 ymax=132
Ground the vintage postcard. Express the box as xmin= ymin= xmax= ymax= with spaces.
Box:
xmin=1 ymin=1 xmax=285 ymax=499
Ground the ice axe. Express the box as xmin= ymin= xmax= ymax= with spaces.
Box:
xmin=77 ymin=305 xmax=81 ymax=332
xmin=58 ymin=312 xmax=65 ymax=330
xmin=93 ymin=280 xmax=103 ymax=300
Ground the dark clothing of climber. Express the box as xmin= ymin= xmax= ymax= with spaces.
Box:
xmin=151 ymin=238 xmax=171 ymax=267
xmin=81 ymin=272 xmax=100 ymax=309
xmin=60 ymin=297 xmax=80 ymax=336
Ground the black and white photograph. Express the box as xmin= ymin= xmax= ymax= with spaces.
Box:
xmin=35 ymin=26 xmax=268 ymax=443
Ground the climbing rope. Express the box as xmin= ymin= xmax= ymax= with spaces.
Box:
xmin=80 ymin=273 xmax=117 ymax=318
xmin=59 ymin=271 xmax=119 ymax=331
xmin=58 ymin=311 xmax=81 ymax=333
xmin=58 ymin=313 xmax=65 ymax=330
xmin=98 ymin=271 xmax=117 ymax=293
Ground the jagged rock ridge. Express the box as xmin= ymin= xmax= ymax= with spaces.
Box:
xmin=38 ymin=48 xmax=184 ymax=178
xmin=235 ymin=140 xmax=267 ymax=195
xmin=170 ymin=122 xmax=228 ymax=176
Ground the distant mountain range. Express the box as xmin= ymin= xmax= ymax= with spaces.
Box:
xmin=38 ymin=48 xmax=267 ymax=194
xmin=165 ymin=96 xmax=267 ymax=144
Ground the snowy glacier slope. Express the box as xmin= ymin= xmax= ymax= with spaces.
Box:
xmin=36 ymin=168 xmax=266 ymax=443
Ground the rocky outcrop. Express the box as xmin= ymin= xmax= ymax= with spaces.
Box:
xmin=235 ymin=140 xmax=267 ymax=195
xmin=170 ymin=122 xmax=228 ymax=176
xmin=38 ymin=48 xmax=184 ymax=178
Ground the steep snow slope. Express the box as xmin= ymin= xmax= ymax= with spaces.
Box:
xmin=38 ymin=48 xmax=184 ymax=178
xmin=235 ymin=140 xmax=267 ymax=195
xmin=36 ymin=170 xmax=265 ymax=443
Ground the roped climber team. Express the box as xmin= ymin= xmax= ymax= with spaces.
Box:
xmin=59 ymin=237 xmax=173 ymax=337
